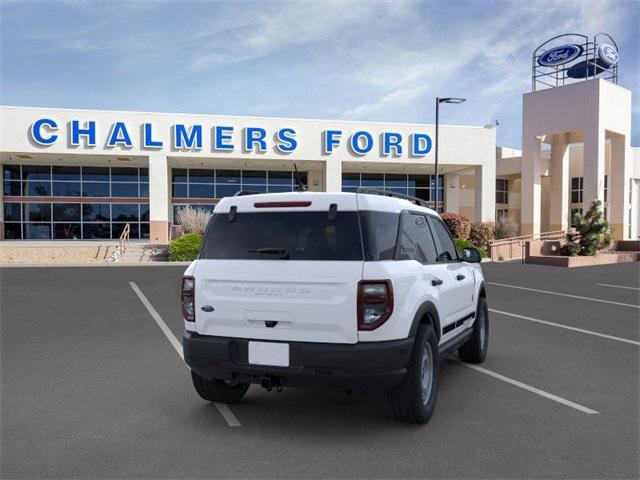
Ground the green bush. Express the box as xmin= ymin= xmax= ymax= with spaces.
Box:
xmin=454 ymin=238 xmax=488 ymax=258
xmin=169 ymin=233 xmax=202 ymax=261
xmin=441 ymin=212 xmax=471 ymax=240
xmin=469 ymin=222 xmax=495 ymax=249
xmin=560 ymin=199 xmax=613 ymax=256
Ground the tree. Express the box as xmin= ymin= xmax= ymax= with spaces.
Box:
xmin=560 ymin=199 xmax=613 ymax=256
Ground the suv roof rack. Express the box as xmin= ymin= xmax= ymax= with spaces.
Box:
xmin=356 ymin=187 xmax=431 ymax=209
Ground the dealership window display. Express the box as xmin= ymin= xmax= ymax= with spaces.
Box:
xmin=170 ymin=168 xmax=306 ymax=224
xmin=341 ymin=173 xmax=444 ymax=211
xmin=2 ymin=164 xmax=149 ymax=239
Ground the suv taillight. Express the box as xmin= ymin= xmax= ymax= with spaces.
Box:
xmin=181 ymin=276 xmax=195 ymax=322
xmin=357 ymin=280 xmax=393 ymax=330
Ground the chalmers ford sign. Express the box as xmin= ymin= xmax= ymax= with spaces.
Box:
xmin=29 ymin=118 xmax=434 ymax=157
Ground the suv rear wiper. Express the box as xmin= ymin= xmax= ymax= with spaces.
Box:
xmin=249 ymin=247 xmax=290 ymax=259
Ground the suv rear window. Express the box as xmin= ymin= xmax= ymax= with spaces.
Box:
xmin=200 ymin=211 xmax=363 ymax=261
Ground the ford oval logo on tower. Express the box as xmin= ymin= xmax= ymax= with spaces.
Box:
xmin=598 ymin=44 xmax=619 ymax=67
xmin=537 ymin=44 xmax=583 ymax=67
xmin=532 ymin=33 xmax=619 ymax=91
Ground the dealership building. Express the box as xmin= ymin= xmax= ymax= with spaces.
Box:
xmin=0 ymin=34 xmax=638 ymax=244
xmin=0 ymin=107 xmax=498 ymax=243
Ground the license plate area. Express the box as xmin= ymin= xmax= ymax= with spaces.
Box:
xmin=248 ymin=341 xmax=290 ymax=367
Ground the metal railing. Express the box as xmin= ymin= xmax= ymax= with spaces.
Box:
xmin=489 ymin=228 xmax=573 ymax=262
xmin=118 ymin=223 xmax=131 ymax=258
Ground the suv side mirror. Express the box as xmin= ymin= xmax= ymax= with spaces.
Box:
xmin=462 ymin=247 xmax=482 ymax=263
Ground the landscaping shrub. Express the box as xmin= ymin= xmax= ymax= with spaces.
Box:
xmin=494 ymin=217 xmax=518 ymax=239
xmin=169 ymin=233 xmax=202 ymax=261
xmin=469 ymin=222 xmax=495 ymax=249
xmin=176 ymin=206 xmax=213 ymax=235
xmin=441 ymin=212 xmax=471 ymax=240
xmin=453 ymin=238 xmax=488 ymax=258
xmin=560 ymin=199 xmax=613 ymax=256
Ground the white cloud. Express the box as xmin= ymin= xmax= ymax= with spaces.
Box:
xmin=338 ymin=0 xmax=633 ymax=123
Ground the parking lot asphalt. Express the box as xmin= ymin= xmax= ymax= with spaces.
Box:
xmin=1 ymin=261 xmax=638 ymax=479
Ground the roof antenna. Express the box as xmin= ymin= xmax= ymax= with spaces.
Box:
xmin=293 ymin=163 xmax=308 ymax=192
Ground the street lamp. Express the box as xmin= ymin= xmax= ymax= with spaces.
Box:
xmin=435 ymin=97 xmax=466 ymax=212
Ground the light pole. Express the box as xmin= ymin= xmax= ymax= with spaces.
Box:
xmin=435 ymin=97 xmax=466 ymax=212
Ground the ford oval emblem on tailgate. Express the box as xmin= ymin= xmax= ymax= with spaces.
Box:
xmin=201 ymin=305 xmax=214 ymax=312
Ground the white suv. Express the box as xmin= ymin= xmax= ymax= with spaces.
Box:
xmin=182 ymin=190 xmax=488 ymax=423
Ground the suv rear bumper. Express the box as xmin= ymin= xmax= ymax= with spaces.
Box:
xmin=183 ymin=331 xmax=414 ymax=393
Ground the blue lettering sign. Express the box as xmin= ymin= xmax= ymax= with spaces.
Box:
xmin=107 ymin=122 xmax=133 ymax=147
xmin=143 ymin=123 xmax=163 ymax=148
xmin=411 ymin=133 xmax=432 ymax=156
xmin=30 ymin=118 xmax=58 ymax=145
xmin=244 ymin=127 xmax=267 ymax=152
xmin=323 ymin=130 xmax=342 ymax=154
xmin=214 ymin=126 xmax=234 ymax=150
xmin=71 ymin=120 xmax=96 ymax=147
xmin=350 ymin=131 xmax=373 ymax=155
xmin=275 ymin=128 xmax=297 ymax=153
xmin=383 ymin=132 xmax=403 ymax=156
xmin=173 ymin=124 xmax=203 ymax=150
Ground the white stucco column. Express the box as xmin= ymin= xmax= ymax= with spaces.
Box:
xmin=445 ymin=173 xmax=459 ymax=214
xmin=324 ymin=160 xmax=342 ymax=193
xmin=582 ymin=126 xmax=606 ymax=211
xmin=474 ymin=163 xmax=495 ymax=223
xmin=307 ymin=169 xmax=324 ymax=192
xmin=609 ymin=134 xmax=631 ymax=240
xmin=148 ymin=153 xmax=170 ymax=244
xmin=521 ymin=135 xmax=542 ymax=236
xmin=549 ymin=137 xmax=570 ymax=231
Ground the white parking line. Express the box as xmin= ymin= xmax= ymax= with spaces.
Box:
xmin=453 ymin=360 xmax=599 ymax=415
xmin=129 ymin=281 xmax=241 ymax=427
xmin=488 ymin=282 xmax=640 ymax=309
xmin=489 ymin=308 xmax=640 ymax=346
xmin=596 ymin=283 xmax=640 ymax=291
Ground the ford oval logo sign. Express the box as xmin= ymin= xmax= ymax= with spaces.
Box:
xmin=538 ymin=44 xmax=583 ymax=67
xmin=598 ymin=44 xmax=618 ymax=67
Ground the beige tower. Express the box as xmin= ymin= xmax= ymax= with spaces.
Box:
xmin=522 ymin=35 xmax=632 ymax=240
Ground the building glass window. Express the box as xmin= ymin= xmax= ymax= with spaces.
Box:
xmin=496 ymin=208 xmax=508 ymax=221
xmin=170 ymin=168 xmax=304 ymax=224
xmin=22 ymin=165 xmax=51 ymax=181
xmin=52 ymin=166 xmax=80 ymax=181
xmin=571 ymin=177 xmax=583 ymax=203
xmin=52 ymin=182 xmax=81 ymax=197
xmin=2 ymin=164 xmax=149 ymax=240
xmin=496 ymin=179 xmax=508 ymax=204
xmin=341 ymin=173 xmax=444 ymax=210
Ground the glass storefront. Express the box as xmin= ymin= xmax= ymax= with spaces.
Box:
xmin=3 ymin=164 xmax=149 ymax=239
xmin=342 ymin=173 xmax=445 ymax=211
xmin=171 ymin=168 xmax=306 ymax=224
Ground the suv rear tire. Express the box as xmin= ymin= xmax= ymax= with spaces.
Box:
xmin=387 ymin=323 xmax=439 ymax=424
xmin=458 ymin=296 xmax=489 ymax=364
xmin=191 ymin=371 xmax=250 ymax=403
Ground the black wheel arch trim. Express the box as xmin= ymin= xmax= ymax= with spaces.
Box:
xmin=478 ymin=281 xmax=487 ymax=299
xmin=408 ymin=301 xmax=442 ymax=341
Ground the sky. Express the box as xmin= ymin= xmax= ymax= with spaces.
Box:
xmin=1 ymin=0 xmax=638 ymax=148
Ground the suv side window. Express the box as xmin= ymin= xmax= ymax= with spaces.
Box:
xmin=360 ymin=211 xmax=400 ymax=261
xmin=396 ymin=212 xmax=438 ymax=263
xmin=428 ymin=216 xmax=458 ymax=262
